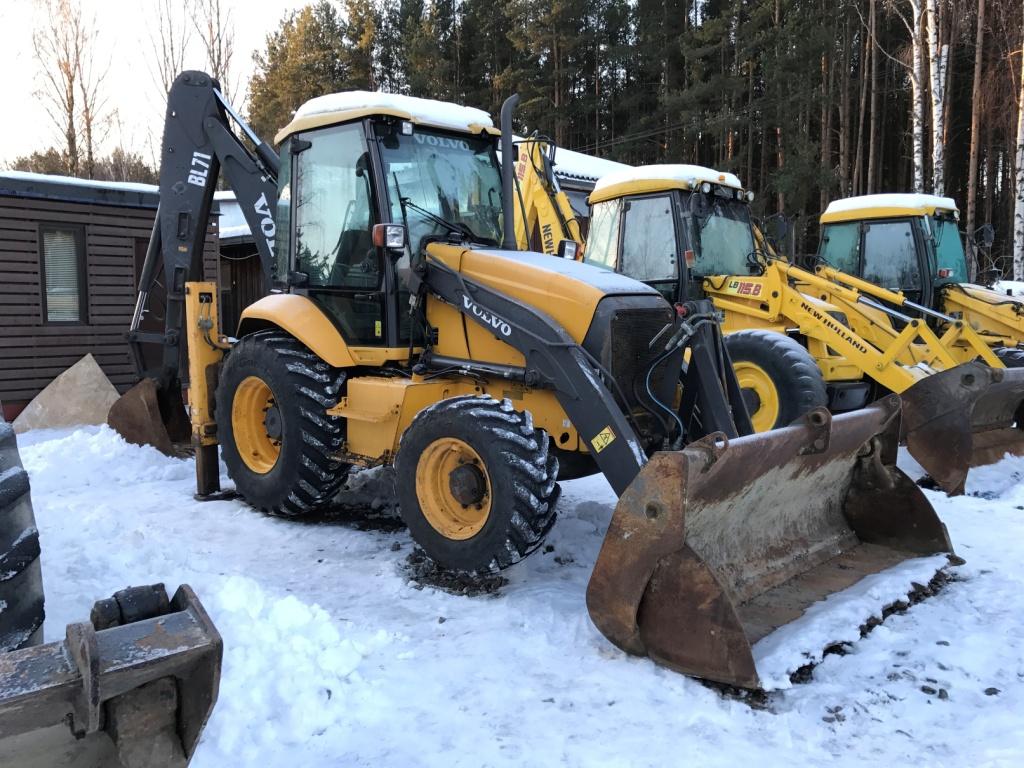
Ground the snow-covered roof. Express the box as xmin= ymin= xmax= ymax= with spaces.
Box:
xmin=277 ymin=91 xmax=495 ymax=143
xmin=822 ymin=193 xmax=959 ymax=223
xmin=213 ymin=192 xmax=252 ymax=241
xmin=549 ymin=146 xmax=629 ymax=182
xmin=0 ymin=170 xmax=158 ymax=195
xmin=589 ymin=164 xmax=744 ymax=203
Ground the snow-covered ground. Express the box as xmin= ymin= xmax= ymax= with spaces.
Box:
xmin=20 ymin=426 xmax=1024 ymax=767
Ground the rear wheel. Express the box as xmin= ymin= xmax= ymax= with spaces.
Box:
xmin=994 ymin=346 xmax=1024 ymax=368
xmin=396 ymin=395 xmax=559 ymax=573
xmin=0 ymin=419 xmax=44 ymax=651
xmin=724 ymin=330 xmax=827 ymax=432
xmin=217 ymin=331 xmax=349 ymax=517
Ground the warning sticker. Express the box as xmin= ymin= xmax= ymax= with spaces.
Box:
xmin=591 ymin=426 xmax=616 ymax=454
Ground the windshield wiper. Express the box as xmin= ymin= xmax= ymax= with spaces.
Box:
xmin=400 ymin=195 xmax=479 ymax=242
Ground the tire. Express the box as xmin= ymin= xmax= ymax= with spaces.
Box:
xmin=724 ymin=329 xmax=827 ymax=432
xmin=395 ymin=395 xmax=559 ymax=573
xmin=0 ymin=418 xmax=44 ymax=652
xmin=994 ymin=346 xmax=1024 ymax=369
xmin=216 ymin=331 xmax=349 ymax=517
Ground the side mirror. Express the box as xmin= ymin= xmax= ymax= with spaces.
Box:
xmin=556 ymin=239 xmax=579 ymax=260
xmin=287 ymin=270 xmax=309 ymax=288
xmin=373 ymin=223 xmax=406 ymax=252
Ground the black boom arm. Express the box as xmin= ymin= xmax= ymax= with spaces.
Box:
xmin=128 ymin=70 xmax=280 ymax=389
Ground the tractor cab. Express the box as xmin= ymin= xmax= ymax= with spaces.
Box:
xmin=817 ymin=194 xmax=967 ymax=309
xmin=269 ymin=92 xmax=504 ymax=351
xmin=583 ymin=165 xmax=757 ymax=303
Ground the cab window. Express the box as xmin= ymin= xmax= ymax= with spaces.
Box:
xmin=620 ymin=196 xmax=678 ymax=295
xmin=294 ymin=123 xmax=378 ymax=290
xmin=862 ymin=220 xmax=921 ymax=291
xmin=818 ymin=222 xmax=860 ymax=273
xmin=294 ymin=123 xmax=383 ymax=344
xmin=584 ymin=200 xmax=621 ymax=271
xmin=931 ymin=216 xmax=968 ymax=284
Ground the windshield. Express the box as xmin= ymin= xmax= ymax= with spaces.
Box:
xmin=688 ymin=193 xmax=756 ymax=277
xmin=379 ymin=128 xmax=503 ymax=256
xmin=931 ymin=216 xmax=968 ymax=284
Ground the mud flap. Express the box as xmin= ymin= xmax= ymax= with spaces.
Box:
xmin=900 ymin=361 xmax=1024 ymax=495
xmin=586 ymin=397 xmax=953 ymax=689
xmin=107 ymin=379 xmax=190 ymax=457
xmin=0 ymin=584 xmax=221 ymax=767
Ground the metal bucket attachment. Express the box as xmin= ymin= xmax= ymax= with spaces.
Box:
xmin=586 ymin=397 xmax=952 ymax=689
xmin=0 ymin=583 xmax=222 ymax=768
xmin=900 ymin=361 xmax=1024 ymax=495
xmin=107 ymin=379 xmax=190 ymax=457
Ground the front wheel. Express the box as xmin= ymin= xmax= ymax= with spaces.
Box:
xmin=724 ymin=330 xmax=827 ymax=432
xmin=216 ymin=331 xmax=349 ymax=517
xmin=395 ymin=395 xmax=559 ymax=573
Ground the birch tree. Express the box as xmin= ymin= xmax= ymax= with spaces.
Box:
xmin=925 ymin=0 xmax=949 ymax=194
xmin=966 ymin=0 xmax=985 ymax=265
xmin=32 ymin=0 xmax=84 ymax=175
xmin=909 ymin=1 xmax=927 ymax=193
xmin=1013 ymin=10 xmax=1024 ymax=279
xmin=149 ymin=0 xmax=192 ymax=95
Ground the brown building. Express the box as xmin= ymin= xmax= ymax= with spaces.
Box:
xmin=0 ymin=172 xmax=219 ymax=421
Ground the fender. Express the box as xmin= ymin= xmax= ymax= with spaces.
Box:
xmin=238 ymin=294 xmax=357 ymax=368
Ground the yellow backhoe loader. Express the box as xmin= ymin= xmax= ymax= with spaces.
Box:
xmin=816 ymin=193 xmax=1024 ymax=359
xmin=509 ymin=147 xmax=1024 ymax=495
xmin=108 ymin=72 xmax=955 ymax=690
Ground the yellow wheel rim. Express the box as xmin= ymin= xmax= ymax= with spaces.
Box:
xmin=231 ymin=375 xmax=281 ymax=474
xmin=415 ymin=437 xmax=492 ymax=540
xmin=733 ymin=361 xmax=780 ymax=433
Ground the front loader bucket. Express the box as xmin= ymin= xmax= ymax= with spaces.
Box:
xmin=0 ymin=583 xmax=221 ymax=768
xmin=587 ymin=397 xmax=952 ymax=689
xmin=107 ymin=378 xmax=190 ymax=457
xmin=900 ymin=361 xmax=1024 ymax=495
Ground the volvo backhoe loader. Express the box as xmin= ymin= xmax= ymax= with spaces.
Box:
xmin=0 ymin=416 xmax=221 ymax=767
xmin=816 ymin=194 xmax=1024 ymax=359
xmin=109 ymin=71 xmax=954 ymax=689
xmin=512 ymin=150 xmax=1024 ymax=495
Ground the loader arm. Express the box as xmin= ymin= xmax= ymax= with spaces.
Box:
xmin=511 ymin=135 xmax=586 ymax=255
xmin=128 ymin=71 xmax=279 ymax=391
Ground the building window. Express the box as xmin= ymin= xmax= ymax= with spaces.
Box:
xmin=39 ymin=224 xmax=87 ymax=323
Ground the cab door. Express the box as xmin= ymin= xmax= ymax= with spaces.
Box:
xmin=859 ymin=218 xmax=926 ymax=304
xmin=617 ymin=194 xmax=681 ymax=302
xmin=288 ymin=122 xmax=387 ymax=345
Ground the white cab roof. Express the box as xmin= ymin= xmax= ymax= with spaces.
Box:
xmin=590 ymin=164 xmax=743 ymax=203
xmin=822 ymin=193 xmax=959 ymax=223
xmin=278 ymin=91 xmax=494 ymax=143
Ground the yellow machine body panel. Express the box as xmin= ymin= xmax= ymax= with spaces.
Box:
xmin=238 ymin=294 xmax=413 ymax=368
xmin=330 ymin=375 xmax=583 ymax=462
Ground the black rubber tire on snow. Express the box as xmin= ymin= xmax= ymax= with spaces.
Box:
xmin=217 ymin=331 xmax=349 ymax=517
xmin=0 ymin=418 xmax=44 ymax=651
xmin=395 ymin=395 xmax=559 ymax=573
xmin=994 ymin=346 xmax=1024 ymax=368
xmin=724 ymin=329 xmax=828 ymax=430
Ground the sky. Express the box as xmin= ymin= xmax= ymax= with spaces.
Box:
xmin=0 ymin=0 xmax=309 ymax=166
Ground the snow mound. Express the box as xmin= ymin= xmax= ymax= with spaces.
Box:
xmin=198 ymin=576 xmax=392 ymax=764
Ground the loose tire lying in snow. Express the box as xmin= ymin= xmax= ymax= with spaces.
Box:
xmin=724 ymin=329 xmax=828 ymax=432
xmin=0 ymin=418 xmax=44 ymax=652
xmin=395 ymin=395 xmax=559 ymax=573
xmin=217 ymin=331 xmax=349 ymax=517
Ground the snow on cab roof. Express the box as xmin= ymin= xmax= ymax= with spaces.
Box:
xmin=589 ymin=164 xmax=743 ymax=204
xmin=550 ymin=146 xmax=629 ymax=182
xmin=276 ymin=91 xmax=495 ymax=144
xmin=822 ymin=193 xmax=959 ymax=223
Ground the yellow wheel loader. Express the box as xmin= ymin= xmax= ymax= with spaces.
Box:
xmin=816 ymin=194 xmax=1024 ymax=357
xmin=510 ymin=147 xmax=1024 ymax=495
xmin=0 ymin=416 xmax=221 ymax=767
xmin=109 ymin=71 xmax=956 ymax=689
